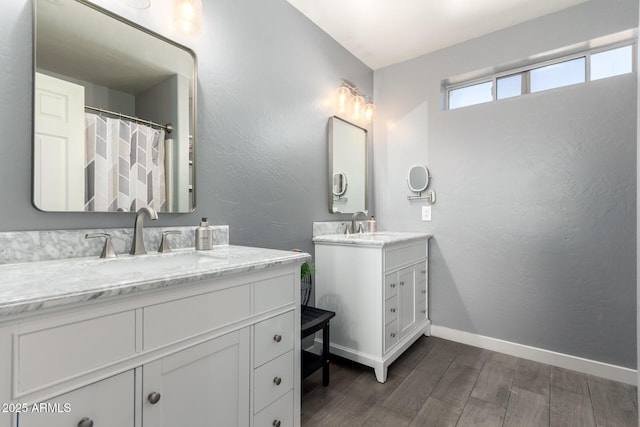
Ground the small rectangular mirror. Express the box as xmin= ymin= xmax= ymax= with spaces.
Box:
xmin=33 ymin=0 xmax=197 ymax=213
xmin=328 ymin=116 xmax=368 ymax=214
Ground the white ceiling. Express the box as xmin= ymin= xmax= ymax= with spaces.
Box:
xmin=286 ymin=0 xmax=590 ymax=70
xmin=37 ymin=0 xmax=194 ymax=94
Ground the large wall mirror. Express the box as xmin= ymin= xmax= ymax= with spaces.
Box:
xmin=33 ymin=0 xmax=197 ymax=213
xmin=328 ymin=116 xmax=368 ymax=214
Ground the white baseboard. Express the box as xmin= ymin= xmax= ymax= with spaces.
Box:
xmin=430 ymin=324 xmax=637 ymax=386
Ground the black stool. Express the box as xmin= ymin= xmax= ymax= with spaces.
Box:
xmin=301 ymin=306 xmax=335 ymax=386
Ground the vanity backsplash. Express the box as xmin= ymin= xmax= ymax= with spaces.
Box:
xmin=0 ymin=226 xmax=229 ymax=265
xmin=313 ymin=221 xmax=351 ymax=237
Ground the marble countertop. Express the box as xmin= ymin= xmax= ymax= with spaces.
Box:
xmin=0 ymin=246 xmax=309 ymax=317
xmin=313 ymin=231 xmax=431 ymax=247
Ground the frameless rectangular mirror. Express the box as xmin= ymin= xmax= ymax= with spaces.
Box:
xmin=328 ymin=116 xmax=368 ymax=214
xmin=33 ymin=0 xmax=197 ymax=213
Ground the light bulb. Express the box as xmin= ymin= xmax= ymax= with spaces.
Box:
xmin=364 ymin=102 xmax=376 ymax=123
xmin=351 ymin=94 xmax=364 ymax=121
xmin=336 ymin=86 xmax=352 ymax=114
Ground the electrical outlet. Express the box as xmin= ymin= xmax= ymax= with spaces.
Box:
xmin=422 ymin=206 xmax=432 ymax=221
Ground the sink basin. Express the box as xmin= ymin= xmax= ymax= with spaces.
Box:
xmin=84 ymin=251 xmax=226 ymax=277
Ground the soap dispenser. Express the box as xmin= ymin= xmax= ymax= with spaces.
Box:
xmin=195 ymin=218 xmax=213 ymax=250
xmin=367 ymin=216 xmax=377 ymax=232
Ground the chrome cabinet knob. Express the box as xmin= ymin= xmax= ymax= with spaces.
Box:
xmin=390 ymin=308 xmax=396 ymax=313
xmin=421 ymin=269 xmax=426 ymax=274
xmin=148 ymin=391 xmax=161 ymax=404
xmin=400 ymin=281 xmax=405 ymax=286
xmin=273 ymin=377 xmax=282 ymax=386
xmin=421 ymin=309 xmax=426 ymax=313
xmin=273 ymin=420 xmax=282 ymax=427
xmin=390 ymin=332 xmax=396 ymax=338
xmin=390 ymin=283 xmax=396 ymax=288
xmin=421 ymin=290 xmax=426 ymax=294
xmin=273 ymin=334 xmax=282 ymax=343
xmin=78 ymin=417 xmax=94 ymax=427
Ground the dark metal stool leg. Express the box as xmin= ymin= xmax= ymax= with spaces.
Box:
xmin=322 ymin=321 xmax=330 ymax=386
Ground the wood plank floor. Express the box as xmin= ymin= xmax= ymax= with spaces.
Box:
xmin=301 ymin=336 xmax=638 ymax=427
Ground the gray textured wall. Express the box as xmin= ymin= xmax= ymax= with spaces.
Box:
xmin=374 ymin=0 xmax=638 ymax=368
xmin=0 ymin=0 xmax=372 ymax=257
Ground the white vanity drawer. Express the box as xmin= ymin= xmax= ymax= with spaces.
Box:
xmin=254 ymin=274 xmax=295 ymax=314
xmin=254 ymin=390 xmax=293 ymax=427
xmin=143 ymin=284 xmax=251 ymax=350
xmin=384 ymin=273 xmax=398 ymax=299
xmin=416 ymin=300 xmax=427 ymax=322
xmin=18 ymin=370 xmax=134 ymax=427
xmin=254 ymin=311 xmax=294 ymax=368
xmin=384 ymin=320 xmax=398 ymax=352
xmin=16 ymin=311 xmax=136 ymax=395
xmin=385 ymin=242 xmax=426 ymax=271
xmin=415 ymin=283 xmax=427 ymax=304
xmin=254 ymin=350 xmax=294 ymax=413
xmin=384 ymin=296 xmax=398 ymax=325
xmin=417 ymin=263 xmax=427 ymax=281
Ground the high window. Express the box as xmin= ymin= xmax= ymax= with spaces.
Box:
xmin=445 ymin=43 xmax=635 ymax=110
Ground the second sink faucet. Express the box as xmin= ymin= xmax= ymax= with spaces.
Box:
xmin=130 ymin=207 xmax=159 ymax=255
xmin=351 ymin=210 xmax=369 ymax=234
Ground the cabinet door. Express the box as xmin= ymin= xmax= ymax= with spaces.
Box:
xmin=142 ymin=328 xmax=250 ymax=427
xmin=399 ymin=266 xmax=416 ymax=337
xmin=18 ymin=370 xmax=134 ymax=427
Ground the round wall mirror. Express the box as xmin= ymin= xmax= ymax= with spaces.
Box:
xmin=408 ymin=165 xmax=429 ymax=193
xmin=332 ymin=172 xmax=348 ymax=196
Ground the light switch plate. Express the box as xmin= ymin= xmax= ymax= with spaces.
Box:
xmin=422 ymin=206 xmax=431 ymax=221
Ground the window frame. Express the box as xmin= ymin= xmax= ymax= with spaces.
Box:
xmin=444 ymin=40 xmax=636 ymax=111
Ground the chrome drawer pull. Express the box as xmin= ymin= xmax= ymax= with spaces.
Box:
xmin=78 ymin=418 xmax=94 ymax=427
xmin=273 ymin=376 xmax=282 ymax=386
xmin=273 ymin=334 xmax=282 ymax=343
xmin=148 ymin=391 xmax=161 ymax=404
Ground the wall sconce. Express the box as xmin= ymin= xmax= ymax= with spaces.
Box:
xmin=336 ymin=79 xmax=375 ymax=124
xmin=171 ymin=0 xmax=203 ymax=36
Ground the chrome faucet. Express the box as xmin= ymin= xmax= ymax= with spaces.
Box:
xmin=351 ymin=210 xmax=368 ymax=234
xmin=130 ymin=207 xmax=159 ymax=255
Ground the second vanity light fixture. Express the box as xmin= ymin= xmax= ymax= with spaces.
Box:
xmin=171 ymin=0 xmax=203 ymax=35
xmin=336 ymin=79 xmax=375 ymax=124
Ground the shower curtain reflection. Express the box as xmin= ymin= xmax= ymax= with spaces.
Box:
xmin=84 ymin=113 xmax=166 ymax=212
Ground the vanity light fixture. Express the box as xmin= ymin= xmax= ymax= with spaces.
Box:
xmin=336 ymin=79 xmax=375 ymax=124
xmin=171 ymin=0 xmax=203 ymax=36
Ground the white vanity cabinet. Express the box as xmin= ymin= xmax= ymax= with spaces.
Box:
xmin=314 ymin=233 xmax=430 ymax=383
xmin=17 ymin=371 xmax=135 ymax=427
xmin=0 ymin=261 xmax=302 ymax=427
xmin=142 ymin=329 xmax=251 ymax=427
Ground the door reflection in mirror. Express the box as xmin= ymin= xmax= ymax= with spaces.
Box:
xmin=33 ymin=0 xmax=197 ymax=213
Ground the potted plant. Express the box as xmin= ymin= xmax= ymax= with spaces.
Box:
xmin=300 ymin=260 xmax=315 ymax=307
